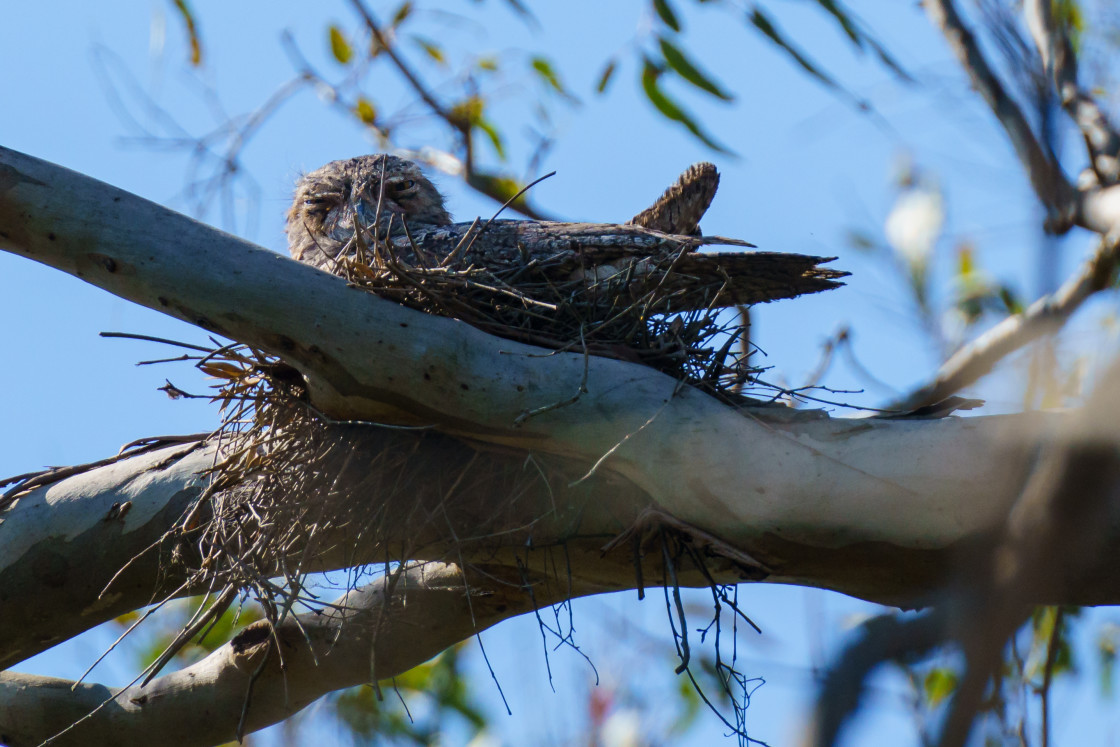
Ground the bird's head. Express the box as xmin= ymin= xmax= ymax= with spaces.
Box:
xmin=286 ymin=154 xmax=451 ymax=265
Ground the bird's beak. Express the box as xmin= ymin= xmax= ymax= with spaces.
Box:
xmin=354 ymin=198 xmax=404 ymax=229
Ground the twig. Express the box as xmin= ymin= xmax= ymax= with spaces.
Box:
xmin=891 ymin=232 xmax=1120 ymax=411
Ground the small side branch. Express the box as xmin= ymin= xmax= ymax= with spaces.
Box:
xmin=890 ymin=233 xmax=1119 ymax=411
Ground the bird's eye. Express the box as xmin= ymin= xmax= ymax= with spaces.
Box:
xmin=386 ymin=178 xmax=418 ymax=198
xmin=303 ymin=195 xmax=336 ymax=214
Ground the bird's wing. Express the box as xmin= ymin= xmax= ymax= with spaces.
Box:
xmin=628 ymin=162 xmax=720 ymax=236
xmin=393 ymin=220 xmax=846 ymax=309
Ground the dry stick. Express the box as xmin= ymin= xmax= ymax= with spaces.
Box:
xmin=924 ymin=0 xmax=1075 ymax=224
xmin=892 ymin=232 xmax=1120 ymax=411
xmin=440 ymin=170 xmax=557 ymax=268
xmin=141 ymin=585 xmax=239 ymax=686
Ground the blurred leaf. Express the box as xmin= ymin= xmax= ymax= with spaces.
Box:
xmin=998 ymin=285 xmax=1023 ymax=315
xmin=449 ymin=96 xmax=485 ymax=128
xmin=356 ymin=97 xmax=377 ymax=125
xmin=1029 ymin=606 xmax=1079 ymax=680
xmin=329 ymin=25 xmax=353 ymax=65
xmin=390 ymin=0 xmax=413 ymax=28
xmin=1055 ymin=0 xmax=1084 ymax=50
xmin=450 ymin=96 xmax=505 ymax=157
xmin=957 ymin=244 xmax=976 ymax=276
xmin=114 ymin=610 xmax=141 ymax=626
xmin=476 ymin=118 xmax=506 ymax=158
xmin=477 ymin=56 xmax=499 ymax=72
xmin=809 ymin=0 xmax=914 ymax=82
xmin=669 ymin=673 xmax=702 ymax=734
xmin=531 ymin=56 xmax=577 ymax=101
xmin=658 ymin=37 xmax=733 ymax=101
xmin=330 ymin=646 xmax=487 ymax=744
xmin=846 ymin=229 xmax=880 ymax=252
xmin=813 ymin=0 xmax=860 ymax=46
xmin=653 ymin=0 xmax=682 ymax=31
xmin=923 ymin=667 xmax=958 ymax=707
xmin=501 ymin=0 xmax=538 ymax=24
xmin=467 ymin=171 xmax=524 ymax=206
xmin=170 ymin=0 xmax=203 ymax=66
xmin=640 ymin=59 xmax=731 ymax=153
xmin=597 ymin=58 xmax=618 ymax=94
xmin=412 ymin=35 xmax=446 ymax=65
xmin=748 ymin=9 xmax=841 ymax=93
xmin=1099 ymin=622 xmax=1120 ymax=697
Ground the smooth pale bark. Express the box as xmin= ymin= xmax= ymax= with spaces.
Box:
xmin=0 ymin=433 xmax=659 ymax=670
xmin=8 ymin=147 xmax=1120 ymax=745
xmin=0 ymin=146 xmax=1047 ymax=555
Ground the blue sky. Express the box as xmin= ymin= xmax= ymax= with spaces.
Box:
xmin=3 ymin=1 xmax=1119 ymax=744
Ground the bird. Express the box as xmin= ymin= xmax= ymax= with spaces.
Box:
xmin=287 ymin=154 xmax=452 ymax=272
xmin=285 ymin=154 xmax=847 ymax=310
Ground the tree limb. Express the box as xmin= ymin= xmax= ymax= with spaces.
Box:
xmin=0 ymin=562 xmax=567 ymax=747
xmin=924 ymin=0 xmax=1075 ymax=226
xmin=889 ymin=232 xmax=1120 ymax=411
xmin=0 ymin=146 xmax=1038 ymax=560
xmin=1024 ymin=0 xmax=1120 ymax=183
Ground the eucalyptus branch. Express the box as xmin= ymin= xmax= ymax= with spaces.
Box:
xmin=890 ymin=232 xmax=1120 ymax=411
xmin=0 ymin=563 xmax=566 ymax=747
xmin=925 ymin=0 xmax=1075 ymax=227
xmin=1024 ymin=0 xmax=1120 ymax=184
xmin=346 ymin=0 xmax=551 ymax=220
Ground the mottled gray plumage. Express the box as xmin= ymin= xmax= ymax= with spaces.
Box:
xmin=628 ymin=162 xmax=720 ymax=236
xmin=285 ymin=154 xmax=847 ymax=309
xmin=286 ymin=154 xmax=451 ymax=270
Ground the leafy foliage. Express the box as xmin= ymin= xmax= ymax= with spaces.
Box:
xmin=330 ymin=646 xmax=488 ymax=746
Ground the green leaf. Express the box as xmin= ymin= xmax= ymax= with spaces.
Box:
xmin=467 ymin=171 xmax=528 ymax=210
xmin=748 ymin=9 xmax=840 ymax=93
xmin=476 ymin=118 xmax=506 ymax=159
xmin=355 ymin=97 xmax=377 ymax=125
xmin=449 ymin=97 xmax=505 ymax=158
xmin=170 ymin=0 xmax=203 ymax=66
xmin=923 ymin=667 xmax=958 ymax=707
xmin=531 ymin=56 xmax=566 ymax=94
xmin=640 ymin=59 xmax=731 ymax=153
xmin=596 ymin=58 xmax=617 ymax=94
xmin=998 ymin=285 xmax=1022 ymax=315
xmin=329 ymin=25 xmax=353 ymax=65
xmin=652 ymin=0 xmax=681 ymax=31
xmin=390 ymin=0 xmax=413 ymax=28
xmin=813 ymin=0 xmax=861 ymax=46
xmin=412 ymin=35 xmax=446 ymax=65
xmin=449 ymin=96 xmax=485 ymax=128
xmin=658 ymin=37 xmax=733 ymax=101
